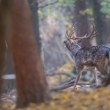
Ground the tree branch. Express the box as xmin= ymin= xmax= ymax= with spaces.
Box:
xmin=38 ymin=0 xmax=59 ymax=8
xmin=46 ymin=71 xmax=76 ymax=78
xmin=50 ymin=78 xmax=90 ymax=92
xmin=30 ymin=0 xmax=59 ymax=9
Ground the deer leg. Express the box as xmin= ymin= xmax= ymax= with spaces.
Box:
xmin=90 ymin=68 xmax=102 ymax=88
xmin=90 ymin=67 xmax=99 ymax=85
xmin=89 ymin=67 xmax=96 ymax=84
xmin=94 ymin=67 xmax=101 ymax=86
xmin=73 ymin=67 xmax=83 ymax=90
xmin=95 ymin=67 xmax=107 ymax=87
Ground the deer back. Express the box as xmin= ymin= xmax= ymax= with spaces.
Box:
xmin=75 ymin=45 xmax=110 ymax=67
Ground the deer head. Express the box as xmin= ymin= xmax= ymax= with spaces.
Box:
xmin=64 ymin=25 xmax=96 ymax=55
xmin=64 ymin=26 xmax=81 ymax=55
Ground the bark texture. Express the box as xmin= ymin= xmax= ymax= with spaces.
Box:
xmin=74 ymin=0 xmax=91 ymax=47
xmin=0 ymin=0 xmax=11 ymax=95
xmin=6 ymin=0 xmax=50 ymax=107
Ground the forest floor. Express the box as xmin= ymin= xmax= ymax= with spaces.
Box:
xmin=1 ymin=87 xmax=110 ymax=110
xmin=1 ymin=61 xmax=110 ymax=110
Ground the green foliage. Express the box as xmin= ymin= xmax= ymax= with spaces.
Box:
xmin=38 ymin=0 xmax=110 ymax=18
xmin=101 ymin=0 xmax=110 ymax=14
xmin=80 ymin=8 xmax=93 ymax=15
xmin=38 ymin=0 xmax=74 ymax=22
xmin=38 ymin=10 xmax=43 ymax=17
xmin=58 ymin=0 xmax=75 ymax=7
xmin=59 ymin=0 xmax=75 ymax=4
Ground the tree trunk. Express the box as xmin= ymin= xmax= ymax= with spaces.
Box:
xmin=90 ymin=0 xmax=108 ymax=44
xmin=0 ymin=0 xmax=10 ymax=95
xmin=74 ymin=0 xmax=91 ymax=47
xmin=0 ymin=7 xmax=6 ymax=95
xmin=28 ymin=0 xmax=41 ymax=52
xmin=7 ymin=0 xmax=50 ymax=107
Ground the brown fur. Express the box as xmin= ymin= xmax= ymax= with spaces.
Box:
xmin=64 ymin=26 xmax=110 ymax=90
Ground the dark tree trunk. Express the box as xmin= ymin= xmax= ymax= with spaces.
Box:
xmin=0 ymin=8 xmax=6 ymax=95
xmin=28 ymin=0 xmax=41 ymax=53
xmin=74 ymin=0 xmax=91 ymax=47
xmin=0 ymin=0 xmax=10 ymax=95
xmin=6 ymin=0 xmax=50 ymax=107
xmin=90 ymin=0 xmax=108 ymax=44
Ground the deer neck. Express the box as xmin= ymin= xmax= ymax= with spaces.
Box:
xmin=71 ymin=44 xmax=81 ymax=55
xmin=64 ymin=41 xmax=81 ymax=62
xmin=68 ymin=43 xmax=81 ymax=63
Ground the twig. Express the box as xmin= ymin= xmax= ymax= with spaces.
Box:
xmin=46 ymin=71 xmax=75 ymax=78
xmin=50 ymin=81 xmax=74 ymax=92
xmin=50 ymin=79 xmax=91 ymax=92
xmin=39 ymin=0 xmax=59 ymax=8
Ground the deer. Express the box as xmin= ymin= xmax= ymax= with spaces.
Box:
xmin=64 ymin=25 xmax=110 ymax=90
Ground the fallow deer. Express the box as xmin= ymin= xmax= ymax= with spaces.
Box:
xmin=64 ymin=25 xmax=110 ymax=90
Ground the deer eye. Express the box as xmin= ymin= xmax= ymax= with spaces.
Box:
xmin=64 ymin=41 xmax=66 ymax=44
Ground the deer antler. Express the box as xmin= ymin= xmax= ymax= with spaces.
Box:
xmin=74 ymin=25 xmax=96 ymax=40
xmin=65 ymin=25 xmax=96 ymax=43
xmin=66 ymin=27 xmax=74 ymax=39
xmin=65 ymin=27 xmax=76 ymax=43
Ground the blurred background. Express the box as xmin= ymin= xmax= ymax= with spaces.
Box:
xmin=38 ymin=0 xmax=110 ymax=74
xmin=2 ymin=0 xmax=110 ymax=98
